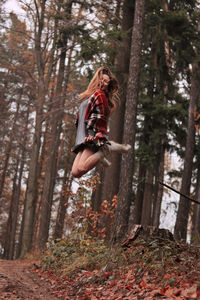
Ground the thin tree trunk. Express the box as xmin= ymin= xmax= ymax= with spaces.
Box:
xmin=133 ymin=161 xmax=146 ymax=224
xmin=151 ymin=0 xmax=170 ymax=228
xmin=14 ymin=107 xmax=30 ymax=258
xmin=11 ymin=153 xmax=27 ymax=259
xmin=20 ymin=96 xmax=44 ymax=257
xmin=53 ymin=117 xmax=74 ymax=239
xmin=37 ymin=47 xmax=67 ymax=250
xmin=91 ymin=166 xmax=105 ymax=211
xmin=174 ymin=61 xmax=200 ymax=241
xmin=133 ymin=43 xmax=155 ymax=225
xmin=20 ymin=0 xmax=46 ymax=256
xmin=152 ymin=148 xmax=164 ymax=227
xmin=53 ymin=175 xmax=72 ymax=239
xmin=191 ymin=178 xmax=200 ymax=243
xmin=3 ymin=159 xmax=19 ymax=259
xmin=114 ymin=0 xmax=146 ymax=241
xmin=0 ymin=97 xmax=20 ymax=199
xmin=141 ymin=167 xmax=154 ymax=226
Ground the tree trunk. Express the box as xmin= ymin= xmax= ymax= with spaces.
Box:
xmin=20 ymin=95 xmax=44 ymax=257
xmin=53 ymin=119 xmax=74 ymax=239
xmin=100 ymin=0 xmax=135 ymax=204
xmin=114 ymin=0 xmax=146 ymax=241
xmin=141 ymin=167 xmax=154 ymax=226
xmin=0 ymin=97 xmax=20 ymax=200
xmin=53 ymin=175 xmax=72 ymax=239
xmin=152 ymin=148 xmax=164 ymax=227
xmin=191 ymin=174 xmax=200 ymax=243
xmin=132 ymin=160 xmax=146 ymax=224
xmin=3 ymin=159 xmax=19 ymax=259
xmin=37 ymin=47 xmax=67 ymax=250
xmin=91 ymin=166 xmax=105 ymax=211
xmin=174 ymin=61 xmax=200 ymax=241
xmin=19 ymin=0 xmax=46 ymax=257
xmin=5 ymin=107 xmax=29 ymax=259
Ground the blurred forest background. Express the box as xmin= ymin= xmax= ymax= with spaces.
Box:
xmin=0 ymin=0 xmax=200 ymax=260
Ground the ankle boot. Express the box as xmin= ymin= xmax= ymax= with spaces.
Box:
xmin=108 ymin=141 xmax=131 ymax=153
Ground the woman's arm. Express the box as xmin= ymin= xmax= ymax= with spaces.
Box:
xmin=85 ymin=91 xmax=109 ymax=140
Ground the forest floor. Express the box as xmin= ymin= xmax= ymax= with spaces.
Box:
xmin=0 ymin=259 xmax=57 ymax=299
xmin=0 ymin=233 xmax=200 ymax=299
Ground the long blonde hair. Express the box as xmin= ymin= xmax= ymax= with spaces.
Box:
xmin=79 ymin=66 xmax=119 ymax=113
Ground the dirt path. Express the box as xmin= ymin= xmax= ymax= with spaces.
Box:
xmin=0 ymin=259 xmax=58 ymax=299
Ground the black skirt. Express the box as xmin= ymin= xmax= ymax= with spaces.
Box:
xmin=72 ymin=138 xmax=107 ymax=154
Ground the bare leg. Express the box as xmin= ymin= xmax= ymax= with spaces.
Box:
xmin=72 ymin=148 xmax=104 ymax=178
xmin=71 ymin=150 xmax=84 ymax=177
xmin=71 ymin=141 xmax=131 ymax=178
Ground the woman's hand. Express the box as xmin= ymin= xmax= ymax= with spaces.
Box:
xmin=84 ymin=135 xmax=94 ymax=143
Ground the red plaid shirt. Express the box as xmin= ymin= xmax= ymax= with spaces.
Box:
xmin=76 ymin=90 xmax=110 ymax=140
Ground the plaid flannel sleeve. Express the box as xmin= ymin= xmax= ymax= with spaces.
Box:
xmin=85 ymin=92 xmax=108 ymax=140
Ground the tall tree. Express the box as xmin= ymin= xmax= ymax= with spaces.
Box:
xmin=20 ymin=0 xmax=51 ymax=257
xmin=191 ymin=170 xmax=200 ymax=243
xmin=114 ymin=0 xmax=146 ymax=241
xmin=132 ymin=0 xmax=198 ymax=229
xmin=174 ymin=60 xmax=200 ymax=241
xmin=99 ymin=0 xmax=135 ymax=204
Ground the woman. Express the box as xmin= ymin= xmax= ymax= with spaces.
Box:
xmin=71 ymin=66 xmax=131 ymax=178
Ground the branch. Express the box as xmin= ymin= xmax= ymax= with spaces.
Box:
xmin=159 ymin=181 xmax=200 ymax=205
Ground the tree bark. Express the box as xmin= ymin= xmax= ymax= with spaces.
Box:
xmin=19 ymin=0 xmax=46 ymax=257
xmin=20 ymin=93 xmax=44 ymax=257
xmin=0 ymin=96 xmax=20 ymax=200
xmin=114 ymin=0 xmax=146 ymax=241
xmin=53 ymin=119 xmax=74 ymax=239
xmin=4 ymin=105 xmax=30 ymax=259
xmin=152 ymin=148 xmax=164 ymax=227
xmin=100 ymin=0 xmax=135 ymax=204
xmin=53 ymin=175 xmax=72 ymax=239
xmin=3 ymin=159 xmax=19 ymax=259
xmin=174 ymin=61 xmax=200 ymax=241
xmin=191 ymin=177 xmax=200 ymax=243
xmin=37 ymin=50 xmax=66 ymax=250
xmin=141 ymin=167 xmax=154 ymax=226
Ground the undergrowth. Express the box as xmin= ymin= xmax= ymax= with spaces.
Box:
xmin=40 ymin=174 xmax=200 ymax=296
xmin=41 ymin=234 xmax=124 ymax=275
xmin=41 ymin=232 xmax=200 ymax=289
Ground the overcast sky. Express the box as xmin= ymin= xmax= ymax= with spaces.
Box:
xmin=4 ymin=0 xmax=23 ymax=14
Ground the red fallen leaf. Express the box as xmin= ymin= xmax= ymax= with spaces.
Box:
xmin=104 ymin=271 xmax=112 ymax=278
xmin=174 ymin=288 xmax=182 ymax=296
xmin=159 ymin=287 xmax=166 ymax=296
xmin=125 ymin=285 xmax=133 ymax=290
xmin=181 ymin=284 xmax=197 ymax=298
xmin=140 ymin=280 xmax=147 ymax=288
xmin=110 ymin=280 xmax=116 ymax=286
xmin=149 ymin=288 xmax=163 ymax=297
xmin=126 ymin=269 xmax=133 ymax=278
xmin=83 ymin=271 xmax=91 ymax=276
xmin=148 ymin=284 xmax=156 ymax=291
xmin=164 ymin=287 xmax=174 ymax=296
xmin=90 ymin=296 xmax=98 ymax=300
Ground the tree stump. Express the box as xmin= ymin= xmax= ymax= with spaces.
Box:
xmin=121 ymin=224 xmax=174 ymax=248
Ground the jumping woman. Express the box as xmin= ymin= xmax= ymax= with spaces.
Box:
xmin=71 ymin=66 xmax=131 ymax=178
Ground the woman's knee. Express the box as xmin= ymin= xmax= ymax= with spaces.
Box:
xmin=71 ymin=164 xmax=86 ymax=178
